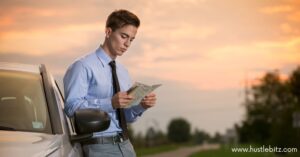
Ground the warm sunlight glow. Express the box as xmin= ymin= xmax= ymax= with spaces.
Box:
xmin=0 ymin=0 xmax=299 ymax=134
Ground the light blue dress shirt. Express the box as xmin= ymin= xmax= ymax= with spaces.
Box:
xmin=63 ymin=47 xmax=146 ymax=136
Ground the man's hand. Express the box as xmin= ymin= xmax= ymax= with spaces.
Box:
xmin=111 ymin=92 xmax=134 ymax=109
xmin=141 ymin=93 xmax=156 ymax=109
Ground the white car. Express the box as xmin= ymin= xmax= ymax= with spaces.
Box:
xmin=0 ymin=62 xmax=110 ymax=157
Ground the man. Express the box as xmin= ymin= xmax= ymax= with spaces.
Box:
xmin=63 ymin=9 xmax=156 ymax=157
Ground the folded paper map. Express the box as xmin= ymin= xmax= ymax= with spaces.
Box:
xmin=126 ymin=82 xmax=162 ymax=107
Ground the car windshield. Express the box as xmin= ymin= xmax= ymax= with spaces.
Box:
xmin=0 ymin=69 xmax=51 ymax=133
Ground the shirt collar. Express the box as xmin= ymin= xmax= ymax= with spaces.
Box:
xmin=95 ymin=47 xmax=114 ymax=67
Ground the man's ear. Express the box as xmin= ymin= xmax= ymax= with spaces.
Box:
xmin=105 ymin=27 xmax=112 ymax=38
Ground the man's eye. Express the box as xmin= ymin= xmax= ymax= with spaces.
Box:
xmin=121 ymin=35 xmax=127 ymax=38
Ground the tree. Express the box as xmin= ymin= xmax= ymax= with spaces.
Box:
xmin=237 ymin=66 xmax=300 ymax=150
xmin=240 ymin=71 xmax=284 ymax=144
xmin=285 ymin=66 xmax=300 ymax=149
xmin=210 ymin=132 xmax=222 ymax=143
xmin=145 ymin=127 xmax=168 ymax=147
xmin=289 ymin=66 xmax=300 ymax=101
xmin=193 ymin=128 xmax=211 ymax=144
xmin=167 ymin=118 xmax=191 ymax=143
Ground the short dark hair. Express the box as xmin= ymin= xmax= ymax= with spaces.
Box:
xmin=106 ymin=9 xmax=140 ymax=31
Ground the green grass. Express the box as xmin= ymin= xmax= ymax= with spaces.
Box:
xmin=190 ymin=145 xmax=274 ymax=157
xmin=135 ymin=143 xmax=299 ymax=157
xmin=136 ymin=144 xmax=179 ymax=156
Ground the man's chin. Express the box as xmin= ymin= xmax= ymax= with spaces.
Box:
xmin=118 ymin=52 xmax=125 ymax=56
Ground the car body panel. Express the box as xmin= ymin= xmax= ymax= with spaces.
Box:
xmin=0 ymin=62 xmax=40 ymax=73
xmin=0 ymin=131 xmax=82 ymax=157
xmin=0 ymin=62 xmax=83 ymax=157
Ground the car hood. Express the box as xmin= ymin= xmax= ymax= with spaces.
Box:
xmin=0 ymin=130 xmax=62 ymax=157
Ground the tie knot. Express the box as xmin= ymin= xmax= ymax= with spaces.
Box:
xmin=109 ymin=61 xmax=116 ymax=69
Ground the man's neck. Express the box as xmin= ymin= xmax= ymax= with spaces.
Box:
xmin=100 ymin=43 xmax=116 ymax=60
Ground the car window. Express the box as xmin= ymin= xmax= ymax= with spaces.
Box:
xmin=53 ymin=80 xmax=76 ymax=135
xmin=0 ymin=70 xmax=52 ymax=133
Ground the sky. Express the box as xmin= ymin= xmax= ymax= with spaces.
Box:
xmin=0 ymin=0 xmax=300 ymax=135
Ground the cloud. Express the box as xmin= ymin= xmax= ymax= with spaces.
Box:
xmin=260 ymin=5 xmax=293 ymax=14
xmin=124 ymin=35 xmax=300 ymax=91
xmin=259 ymin=1 xmax=300 ymax=31
xmin=141 ymin=24 xmax=216 ymax=43
xmin=280 ymin=23 xmax=300 ymax=34
xmin=0 ymin=23 xmax=104 ymax=56
xmin=0 ymin=1 xmax=113 ymax=56
xmin=1 ymin=0 xmax=299 ymax=91
xmin=287 ymin=11 xmax=300 ymax=22
xmin=1 ymin=0 xmax=300 ymax=134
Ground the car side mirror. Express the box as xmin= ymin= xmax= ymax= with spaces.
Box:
xmin=71 ymin=108 xmax=110 ymax=142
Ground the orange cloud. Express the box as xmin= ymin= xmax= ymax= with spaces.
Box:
xmin=0 ymin=22 xmax=104 ymax=56
xmin=260 ymin=2 xmax=300 ymax=23
xmin=0 ymin=16 xmax=14 ymax=27
xmin=11 ymin=7 xmax=59 ymax=17
xmin=287 ymin=11 xmax=300 ymax=22
xmin=1 ymin=0 xmax=300 ymax=91
xmin=260 ymin=5 xmax=293 ymax=14
xmin=127 ymin=35 xmax=300 ymax=90
xmin=141 ymin=23 xmax=216 ymax=42
xmin=280 ymin=23 xmax=298 ymax=34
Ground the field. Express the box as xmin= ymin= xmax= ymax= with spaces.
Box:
xmin=190 ymin=145 xmax=299 ymax=157
xmin=136 ymin=144 xmax=179 ymax=156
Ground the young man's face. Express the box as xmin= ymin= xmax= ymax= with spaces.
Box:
xmin=105 ymin=25 xmax=138 ymax=58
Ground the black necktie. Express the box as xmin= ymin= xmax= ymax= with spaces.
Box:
xmin=109 ymin=61 xmax=129 ymax=139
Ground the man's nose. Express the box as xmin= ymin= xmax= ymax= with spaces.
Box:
xmin=124 ymin=40 xmax=130 ymax=47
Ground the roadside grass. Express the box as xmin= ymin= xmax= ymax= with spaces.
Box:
xmin=135 ymin=144 xmax=179 ymax=156
xmin=189 ymin=144 xmax=299 ymax=157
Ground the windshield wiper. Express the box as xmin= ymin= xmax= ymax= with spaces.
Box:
xmin=0 ymin=126 xmax=16 ymax=131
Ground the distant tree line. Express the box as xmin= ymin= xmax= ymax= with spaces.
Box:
xmin=129 ymin=117 xmax=222 ymax=148
xmin=236 ymin=66 xmax=300 ymax=149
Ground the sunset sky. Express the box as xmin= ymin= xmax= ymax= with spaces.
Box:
xmin=1 ymin=0 xmax=300 ymax=135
